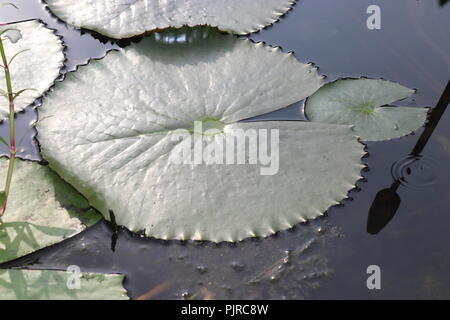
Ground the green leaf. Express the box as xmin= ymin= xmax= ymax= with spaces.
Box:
xmin=0 ymin=20 xmax=64 ymax=119
xmin=0 ymin=269 xmax=128 ymax=300
xmin=0 ymin=159 xmax=101 ymax=264
xmin=37 ymin=31 xmax=365 ymax=242
xmin=44 ymin=0 xmax=295 ymax=39
xmin=304 ymin=78 xmax=428 ymax=142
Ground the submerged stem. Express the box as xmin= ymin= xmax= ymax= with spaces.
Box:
xmin=0 ymin=36 xmax=16 ymax=217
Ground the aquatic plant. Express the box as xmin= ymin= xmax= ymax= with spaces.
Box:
xmin=0 ymin=10 xmax=64 ymax=216
xmin=0 ymin=3 xmax=21 ymax=215
xmin=0 ymin=269 xmax=128 ymax=300
xmin=0 ymin=159 xmax=100 ymax=264
xmin=0 ymin=0 xmax=438 ymax=300
xmin=0 ymin=11 xmax=95 ymax=265
xmin=44 ymin=0 xmax=296 ymax=39
xmin=36 ymin=29 xmax=365 ymax=242
xmin=305 ymin=78 xmax=428 ymax=141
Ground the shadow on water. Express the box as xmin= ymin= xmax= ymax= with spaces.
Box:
xmin=0 ymin=0 xmax=449 ymax=299
xmin=368 ymin=80 xmax=450 ymax=234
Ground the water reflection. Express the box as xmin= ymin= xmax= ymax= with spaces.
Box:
xmin=152 ymin=27 xmax=214 ymax=45
xmin=367 ymin=80 xmax=450 ymax=234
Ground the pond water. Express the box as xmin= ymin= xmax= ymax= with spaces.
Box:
xmin=0 ymin=0 xmax=449 ymax=299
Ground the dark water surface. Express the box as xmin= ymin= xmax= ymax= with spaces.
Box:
xmin=0 ymin=0 xmax=449 ymax=299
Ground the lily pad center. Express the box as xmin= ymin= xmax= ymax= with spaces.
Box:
xmin=352 ymin=103 xmax=375 ymax=115
xmin=191 ymin=119 xmax=226 ymax=135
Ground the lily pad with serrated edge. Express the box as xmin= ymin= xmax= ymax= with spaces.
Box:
xmin=37 ymin=29 xmax=365 ymax=242
xmin=0 ymin=269 xmax=128 ymax=300
xmin=304 ymin=78 xmax=428 ymax=142
xmin=0 ymin=20 xmax=65 ymax=119
xmin=0 ymin=159 xmax=100 ymax=264
xmin=44 ymin=0 xmax=295 ymax=39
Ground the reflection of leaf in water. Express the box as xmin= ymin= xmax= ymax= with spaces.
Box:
xmin=0 ymin=20 xmax=64 ymax=119
xmin=305 ymin=78 xmax=428 ymax=142
xmin=44 ymin=0 xmax=295 ymax=39
xmin=37 ymin=29 xmax=365 ymax=242
xmin=0 ymin=269 xmax=128 ymax=300
xmin=0 ymin=159 xmax=100 ymax=264
xmin=437 ymin=135 xmax=450 ymax=158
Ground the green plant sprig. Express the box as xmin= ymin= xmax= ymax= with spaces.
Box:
xmin=0 ymin=2 xmax=35 ymax=216
xmin=0 ymin=30 xmax=17 ymax=216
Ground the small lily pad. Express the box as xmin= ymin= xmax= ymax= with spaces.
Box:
xmin=0 ymin=269 xmax=128 ymax=300
xmin=0 ymin=159 xmax=100 ymax=264
xmin=44 ymin=0 xmax=295 ymax=39
xmin=0 ymin=20 xmax=65 ymax=119
xmin=304 ymin=78 xmax=428 ymax=141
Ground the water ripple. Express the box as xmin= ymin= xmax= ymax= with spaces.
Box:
xmin=391 ymin=155 xmax=438 ymax=189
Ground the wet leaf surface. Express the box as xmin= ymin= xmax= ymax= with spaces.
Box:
xmin=0 ymin=20 xmax=64 ymax=119
xmin=36 ymin=29 xmax=366 ymax=242
xmin=44 ymin=0 xmax=295 ymax=38
xmin=0 ymin=268 xmax=128 ymax=300
xmin=0 ymin=159 xmax=100 ymax=264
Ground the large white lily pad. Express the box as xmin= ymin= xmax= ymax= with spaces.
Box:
xmin=0 ymin=269 xmax=128 ymax=300
xmin=44 ymin=0 xmax=295 ymax=39
xmin=304 ymin=78 xmax=428 ymax=142
xmin=0 ymin=159 xmax=100 ymax=264
xmin=37 ymin=32 xmax=365 ymax=242
xmin=0 ymin=20 xmax=65 ymax=119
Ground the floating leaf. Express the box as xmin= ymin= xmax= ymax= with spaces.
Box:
xmin=44 ymin=0 xmax=295 ymax=39
xmin=0 ymin=20 xmax=64 ymax=119
xmin=37 ymin=31 xmax=364 ymax=242
xmin=304 ymin=78 xmax=428 ymax=142
xmin=0 ymin=159 xmax=100 ymax=264
xmin=0 ymin=269 xmax=128 ymax=300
